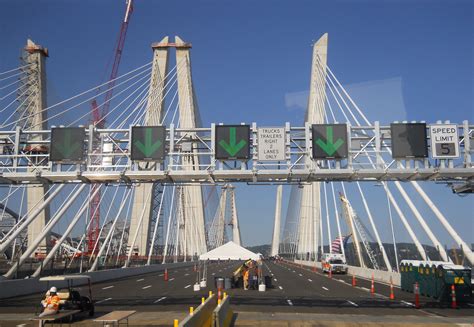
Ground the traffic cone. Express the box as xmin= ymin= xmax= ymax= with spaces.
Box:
xmin=312 ymin=266 xmax=316 ymax=273
xmin=218 ymin=287 xmax=222 ymax=301
xmin=451 ymin=284 xmax=457 ymax=309
xmin=389 ymin=276 xmax=395 ymax=300
xmin=414 ymin=282 xmax=420 ymax=309
xmin=352 ymin=274 xmax=356 ymax=287
xmin=193 ymin=264 xmax=197 ymax=272
xmin=328 ymin=269 xmax=332 ymax=279
xmin=164 ymin=268 xmax=168 ymax=281
xmin=370 ymin=275 xmax=375 ymax=295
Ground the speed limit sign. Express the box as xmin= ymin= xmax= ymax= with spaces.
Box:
xmin=430 ymin=124 xmax=460 ymax=159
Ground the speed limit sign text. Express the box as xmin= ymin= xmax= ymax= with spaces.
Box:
xmin=430 ymin=124 xmax=460 ymax=159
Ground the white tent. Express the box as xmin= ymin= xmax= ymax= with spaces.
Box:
xmin=199 ymin=241 xmax=260 ymax=261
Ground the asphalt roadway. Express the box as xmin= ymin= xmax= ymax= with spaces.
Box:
xmin=0 ymin=260 xmax=472 ymax=326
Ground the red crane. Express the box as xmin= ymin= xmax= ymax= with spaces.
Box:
xmin=88 ymin=0 xmax=133 ymax=255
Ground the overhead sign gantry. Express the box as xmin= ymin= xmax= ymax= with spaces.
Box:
xmin=0 ymin=121 xmax=472 ymax=184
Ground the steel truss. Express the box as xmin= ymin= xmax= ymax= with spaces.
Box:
xmin=0 ymin=121 xmax=472 ymax=184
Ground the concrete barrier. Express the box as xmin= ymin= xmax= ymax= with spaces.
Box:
xmin=0 ymin=262 xmax=194 ymax=299
xmin=294 ymin=259 xmax=401 ymax=286
xmin=179 ymin=294 xmax=216 ymax=327
xmin=213 ymin=295 xmax=233 ymax=327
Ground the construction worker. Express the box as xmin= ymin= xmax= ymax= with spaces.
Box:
xmin=243 ymin=267 xmax=249 ymax=290
xmin=39 ymin=286 xmax=60 ymax=317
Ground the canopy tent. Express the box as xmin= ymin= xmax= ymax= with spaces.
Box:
xmin=199 ymin=241 xmax=260 ymax=261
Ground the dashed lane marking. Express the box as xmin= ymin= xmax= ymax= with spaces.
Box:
xmin=169 ymin=278 xmax=175 ymax=281
xmin=159 ymin=274 xmax=164 ymax=276
xmin=467 ymin=303 xmax=474 ymax=307
xmin=298 ymin=273 xmax=302 ymax=277
xmin=136 ymin=278 xmax=144 ymax=282
xmin=322 ymin=286 xmax=329 ymax=291
xmin=347 ymin=300 xmax=358 ymax=307
xmin=212 ymin=273 xmax=215 ymax=276
xmin=274 ymin=279 xmax=278 ymax=282
xmin=286 ymin=299 xmax=293 ymax=306
xmin=102 ymin=286 xmax=114 ymax=290
xmin=96 ymin=297 xmax=112 ymax=304
xmin=308 ymin=279 xmax=312 ymax=282
xmin=184 ymin=285 xmax=191 ymax=289
xmin=154 ymin=296 xmax=167 ymax=303
xmin=279 ymin=286 xmax=283 ymax=290
xmin=142 ymin=285 xmax=152 ymax=289
xmin=185 ymin=274 xmax=189 ymax=276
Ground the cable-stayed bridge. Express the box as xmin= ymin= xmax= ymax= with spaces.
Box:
xmin=0 ymin=34 xmax=472 ymax=325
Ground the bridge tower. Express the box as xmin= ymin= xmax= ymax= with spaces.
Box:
xmin=271 ymin=185 xmax=283 ymax=257
xmin=126 ymin=37 xmax=170 ymax=258
xmin=174 ymin=36 xmax=208 ymax=257
xmin=296 ymin=34 xmax=328 ymax=261
xmin=17 ymin=39 xmax=51 ymax=257
xmin=228 ymin=185 xmax=242 ymax=246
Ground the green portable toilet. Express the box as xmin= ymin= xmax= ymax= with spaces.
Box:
xmin=400 ymin=260 xmax=421 ymax=293
xmin=435 ymin=264 xmax=472 ymax=303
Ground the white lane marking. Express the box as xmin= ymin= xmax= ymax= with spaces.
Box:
xmin=359 ymin=287 xmax=370 ymax=292
xmin=96 ymin=297 xmax=112 ymax=304
xmin=322 ymin=286 xmax=329 ymax=291
xmin=468 ymin=303 xmax=474 ymax=307
xmin=274 ymin=279 xmax=278 ymax=282
xmin=159 ymin=274 xmax=164 ymax=276
xmin=102 ymin=286 xmax=114 ymax=290
xmin=307 ymin=279 xmax=312 ymax=282
xmin=298 ymin=273 xmax=302 ymax=277
xmin=287 ymin=299 xmax=293 ymax=306
xmin=136 ymin=278 xmax=144 ymax=282
xmin=401 ymin=300 xmax=415 ymax=307
xmin=184 ymin=284 xmax=191 ymax=289
xmin=169 ymin=278 xmax=175 ymax=281
xmin=292 ymin=270 xmax=296 ymax=273
xmin=347 ymin=300 xmax=358 ymax=307
xmin=212 ymin=273 xmax=215 ymax=276
xmin=185 ymin=273 xmax=189 ymax=276
xmin=142 ymin=285 xmax=152 ymax=289
xmin=154 ymin=296 xmax=167 ymax=303
xmin=279 ymin=286 xmax=283 ymax=290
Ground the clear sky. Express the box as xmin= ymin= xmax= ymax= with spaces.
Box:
xmin=1 ymin=0 xmax=473 ymax=247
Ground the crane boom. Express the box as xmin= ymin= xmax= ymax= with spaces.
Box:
xmin=88 ymin=0 xmax=133 ymax=255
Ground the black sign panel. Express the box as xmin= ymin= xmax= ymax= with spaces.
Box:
xmin=131 ymin=126 xmax=167 ymax=161
xmin=215 ymin=125 xmax=251 ymax=160
xmin=390 ymin=123 xmax=428 ymax=158
xmin=50 ymin=127 xmax=86 ymax=162
xmin=312 ymin=124 xmax=348 ymax=159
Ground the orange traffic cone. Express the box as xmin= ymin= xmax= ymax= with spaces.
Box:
xmin=414 ymin=282 xmax=420 ymax=309
xmin=352 ymin=274 xmax=356 ymax=287
xmin=451 ymin=284 xmax=457 ymax=309
xmin=389 ymin=276 xmax=395 ymax=300
xmin=328 ymin=269 xmax=332 ymax=279
xmin=164 ymin=268 xmax=169 ymax=281
xmin=312 ymin=266 xmax=317 ymax=273
xmin=370 ymin=274 xmax=375 ymax=295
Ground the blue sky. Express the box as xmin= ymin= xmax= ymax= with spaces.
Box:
xmin=1 ymin=0 xmax=473 ymax=247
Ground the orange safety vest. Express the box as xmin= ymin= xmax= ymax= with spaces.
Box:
xmin=46 ymin=295 xmax=60 ymax=311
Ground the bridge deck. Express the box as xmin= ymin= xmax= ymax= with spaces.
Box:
xmin=0 ymin=261 xmax=472 ymax=326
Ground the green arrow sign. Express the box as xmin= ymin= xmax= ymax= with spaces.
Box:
xmin=315 ymin=126 xmax=344 ymax=156
xmin=131 ymin=126 xmax=167 ymax=161
xmin=134 ymin=128 xmax=162 ymax=157
xmin=215 ymin=125 xmax=250 ymax=160
xmin=53 ymin=130 xmax=80 ymax=157
xmin=218 ymin=127 xmax=247 ymax=156
xmin=50 ymin=127 xmax=85 ymax=162
xmin=312 ymin=124 xmax=348 ymax=159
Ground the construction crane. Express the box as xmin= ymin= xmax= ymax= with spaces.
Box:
xmin=88 ymin=0 xmax=133 ymax=255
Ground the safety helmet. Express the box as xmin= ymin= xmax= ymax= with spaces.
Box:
xmin=49 ymin=286 xmax=57 ymax=293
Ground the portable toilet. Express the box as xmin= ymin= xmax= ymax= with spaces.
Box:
xmin=400 ymin=260 xmax=421 ymax=293
xmin=435 ymin=264 xmax=472 ymax=303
